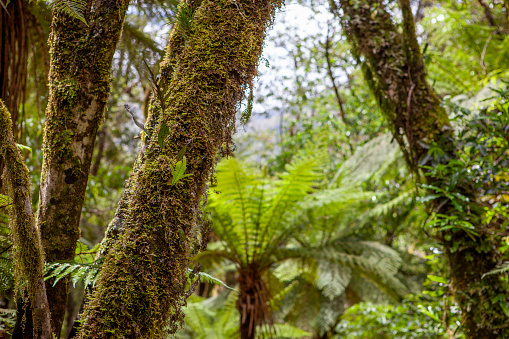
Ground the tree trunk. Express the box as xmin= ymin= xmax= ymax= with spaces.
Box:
xmin=335 ymin=0 xmax=509 ymax=337
xmin=0 ymin=0 xmax=29 ymax=193
xmin=78 ymin=0 xmax=283 ymax=337
xmin=35 ymin=1 xmax=129 ymax=335
xmin=236 ymin=269 xmax=271 ymax=339
xmin=0 ymin=101 xmax=51 ymax=339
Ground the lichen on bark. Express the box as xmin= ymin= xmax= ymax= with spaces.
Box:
xmin=78 ymin=0 xmax=284 ymax=337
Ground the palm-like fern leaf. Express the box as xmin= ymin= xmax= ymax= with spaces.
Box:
xmin=209 ymin=155 xmax=323 ymax=266
xmin=49 ymin=0 xmax=88 ymax=26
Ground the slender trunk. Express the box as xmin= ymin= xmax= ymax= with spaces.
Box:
xmin=0 ymin=0 xmax=28 ymax=139
xmin=78 ymin=1 xmax=283 ymax=337
xmin=0 ymin=101 xmax=51 ymax=338
xmin=236 ymin=270 xmax=271 ymax=339
xmin=90 ymin=126 xmax=107 ymax=176
xmin=324 ymin=21 xmax=353 ymax=153
xmin=0 ymin=0 xmax=29 ymax=193
xmin=36 ymin=1 xmax=129 ymax=335
xmin=335 ymin=0 xmax=509 ymax=337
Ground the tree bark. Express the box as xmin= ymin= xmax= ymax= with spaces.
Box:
xmin=0 ymin=0 xmax=29 ymax=193
xmin=35 ymin=0 xmax=129 ymax=335
xmin=0 ymin=101 xmax=51 ymax=339
xmin=78 ymin=0 xmax=283 ymax=337
xmin=335 ymin=0 xmax=509 ymax=337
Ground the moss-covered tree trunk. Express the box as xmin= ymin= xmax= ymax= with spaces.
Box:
xmin=35 ymin=1 xmax=129 ymax=335
xmin=78 ymin=0 xmax=283 ymax=337
xmin=0 ymin=101 xmax=51 ymax=339
xmin=335 ymin=0 xmax=509 ymax=337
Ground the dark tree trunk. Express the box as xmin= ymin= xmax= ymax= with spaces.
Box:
xmin=0 ymin=0 xmax=29 ymax=193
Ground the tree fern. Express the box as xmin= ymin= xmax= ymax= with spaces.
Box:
xmin=201 ymin=152 xmax=415 ymax=337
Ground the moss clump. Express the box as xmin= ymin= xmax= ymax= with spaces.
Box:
xmin=78 ymin=0 xmax=284 ymax=337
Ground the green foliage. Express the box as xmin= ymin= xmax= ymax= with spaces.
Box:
xmin=336 ymin=296 xmax=464 ymax=339
xmin=175 ymin=2 xmax=195 ymax=38
xmin=177 ymin=293 xmax=239 ymax=339
xmin=49 ymin=0 xmax=88 ymax=26
xmin=14 ymin=143 xmax=32 ymax=156
xmin=207 ymin=154 xmax=323 ymax=265
xmin=422 ymin=4 xmax=509 ymax=95
xmin=484 ymin=262 xmax=509 ymax=278
xmin=200 ymin=149 xmax=414 ymax=336
xmin=187 ymin=268 xmax=237 ymax=292
xmin=0 ymin=195 xmax=12 ymax=209
xmin=422 ymin=84 xmax=509 ymax=240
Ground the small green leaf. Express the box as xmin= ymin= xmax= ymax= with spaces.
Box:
xmin=187 ymin=269 xmax=238 ymax=292
xmin=176 ymin=144 xmax=187 ymax=162
xmin=170 ymin=156 xmax=192 ymax=185
xmin=427 ymin=274 xmax=448 ymax=284
xmin=15 ymin=143 xmax=32 ymax=156
xmin=419 ymin=194 xmax=440 ymax=203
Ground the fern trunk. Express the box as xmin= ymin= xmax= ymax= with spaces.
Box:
xmin=34 ymin=1 xmax=129 ymax=335
xmin=335 ymin=0 xmax=509 ymax=337
xmin=0 ymin=101 xmax=52 ymax=339
xmin=77 ymin=0 xmax=283 ymax=337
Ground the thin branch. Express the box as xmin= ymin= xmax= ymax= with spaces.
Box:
xmin=0 ymin=244 xmax=12 ymax=256
xmin=477 ymin=0 xmax=498 ymax=27
xmin=481 ymin=29 xmax=501 ymax=70
xmin=325 ymin=21 xmax=354 ymax=152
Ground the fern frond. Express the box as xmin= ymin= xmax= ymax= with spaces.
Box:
xmin=187 ymin=268 xmax=238 ymax=292
xmin=44 ymin=258 xmax=103 ymax=289
xmin=483 ymin=262 xmax=509 ymax=278
xmin=258 ymin=323 xmax=311 ymax=338
xmin=50 ymin=0 xmax=88 ymax=26
xmin=315 ymin=261 xmax=351 ymax=300
xmin=277 ymin=240 xmax=408 ymax=300
xmin=330 ymin=133 xmax=400 ymax=187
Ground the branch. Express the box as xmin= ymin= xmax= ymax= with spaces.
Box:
xmin=324 ymin=21 xmax=354 ymax=153
xmin=477 ymin=0 xmax=498 ymax=27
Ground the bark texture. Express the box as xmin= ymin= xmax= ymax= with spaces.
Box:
xmin=335 ymin=0 xmax=509 ymax=337
xmin=0 ymin=0 xmax=29 ymax=193
xmin=78 ymin=0 xmax=284 ymax=337
xmin=0 ymin=101 xmax=51 ymax=339
xmin=37 ymin=0 xmax=129 ymax=335
xmin=0 ymin=0 xmax=28 ymax=139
